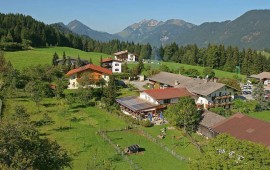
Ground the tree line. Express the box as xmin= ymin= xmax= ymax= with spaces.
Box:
xmin=160 ymin=43 xmax=270 ymax=76
xmin=1 ymin=13 xmax=269 ymax=76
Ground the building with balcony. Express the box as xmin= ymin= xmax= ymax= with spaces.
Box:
xmin=148 ymin=71 xmax=238 ymax=109
xmin=114 ymin=50 xmax=138 ymax=62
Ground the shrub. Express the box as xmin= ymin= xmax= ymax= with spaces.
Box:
xmin=140 ymin=119 xmax=153 ymax=127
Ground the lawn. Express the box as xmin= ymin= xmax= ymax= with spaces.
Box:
xmin=142 ymin=125 xmax=204 ymax=159
xmin=107 ymin=129 xmax=188 ymax=170
xmin=4 ymin=94 xmax=130 ymax=170
xmin=248 ymin=110 xmax=270 ymax=122
xmin=3 ymin=89 xmax=206 ymax=169
xmin=4 ymin=47 xmax=112 ymax=70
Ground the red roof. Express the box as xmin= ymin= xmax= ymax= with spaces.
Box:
xmin=66 ymin=64 xmax=112 ymax=76
xmin=144 ymin=88 xmax=193 ymax=100
xmin=212 ymin=113 xmax=270 ymax=148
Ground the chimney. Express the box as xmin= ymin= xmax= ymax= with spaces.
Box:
xmin=204 ymin=75 xmax=209 ymax=83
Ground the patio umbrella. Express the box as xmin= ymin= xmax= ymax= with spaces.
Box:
xmin=160 ymin=111 xmax=164 ymax=119
xmin=148 ymin=113 xmax=152 ymax=121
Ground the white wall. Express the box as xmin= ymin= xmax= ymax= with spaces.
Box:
xmin=68 ymin=74 xmax=79 ymax=89
xmin=128 ymin=53 xmax=136 ymax=62
xmin=112 ymin=61 xmax=122 ymax=73
xmin=139 ymin=92 xmax=159 ymax=105
xmin=195 ymin=86 xmax=235 ymax=109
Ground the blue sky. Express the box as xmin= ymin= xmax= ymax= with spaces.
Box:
xmin=1 ymin=0 xmax=270 ymax=33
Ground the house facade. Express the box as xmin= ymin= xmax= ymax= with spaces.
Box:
xmin=116 ymin=88 xmax=193 ymax=118
xmin=250 ymin=72 xmax=270 ymax=85
xmin=101 ymin=58 xmax=122 ymax=73
xmin=148 ymin=72 xmax=237 ymax=110
xmin=114 ymin=50 xmax=138 ymax=62
xmin=66 ymin=64 xmax=112 ymax=89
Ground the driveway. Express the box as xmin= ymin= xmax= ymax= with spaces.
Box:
xmin=127 ymin=80 xmax=149 ymax=91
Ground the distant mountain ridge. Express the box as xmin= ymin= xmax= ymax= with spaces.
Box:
xmin=53 ymin=10 xmax=270 ymax=50
xmin=66 ymin=20 xmax=117 ymax=41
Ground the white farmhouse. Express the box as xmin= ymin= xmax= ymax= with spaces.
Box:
xmin=114 ymin=50 xmax=138 ymax=62
xmin=148 ymin=72 xmax=238 ymax=109
xmin=101 ymin=58 xmax=122 ymax=73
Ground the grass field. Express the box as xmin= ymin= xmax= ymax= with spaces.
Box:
xmin=129 ymin=62 xmax=246 ymax=79
xmin=4 ymin=47 xmax=112 ymax=70
xmin=261 ymin=51 xmax=270 ymax=58
xmin=3 ymin=88 xmax=203 ymax=169
xmin=248 ymin=110 xmax=270 ymax=122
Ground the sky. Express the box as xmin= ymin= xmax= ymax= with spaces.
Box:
xmin=1 ymin=0 xmax=270 ymax=34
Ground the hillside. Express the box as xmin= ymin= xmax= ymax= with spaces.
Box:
xmin=66 ymin=20 xmax=118 ymax=42
xmin=60 ymin=10 xmax=270 ymax=50
xmin=4 ymin=47 xmax=111 ymax=70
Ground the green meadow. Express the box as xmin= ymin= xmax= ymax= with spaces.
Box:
xmin=4 ymin=47 xmax=112 ymax=70
xmin=4 ymin=46 xmax=245 ymax=79
xmin=248 ymin=110 xmax=270 ymax=122
xmin=3 ymin=87 xmax=201 ymax=169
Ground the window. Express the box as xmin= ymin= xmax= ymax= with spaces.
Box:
xmin=115 ymin=69 xmax=119 ymax=71
xmin=115 ymin=63 xmax=119 ymax=66
xmin=164 ymin=99 xmax=171 ymax=104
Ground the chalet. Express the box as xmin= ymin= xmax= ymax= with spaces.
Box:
xmin=197 ymin=110 xmax=226 ymax=138
xmin=116 ymin=88 xmax=193 ymax=117
xmin=250 ymin=72 xmax=270 ymax=85
xmin=66 ymin=64 xmax=112 ymax=89
xmin=101 ymin=58 xmax=122 ymax=73
xmin=212 ymin=113 xmax=270 ymax=148
xmin=114 ymin=50 xmax=138 ymax=62
xmin=148 ymin=72 xmax=237 ymax=109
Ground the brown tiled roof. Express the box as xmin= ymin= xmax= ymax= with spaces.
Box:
xmin=66 ymin=64 xmax=112 ymax=76
xmin=101 ymin=58 xmax=122 ymax=63
xmin=144 ymin=88 xmax=193 ymax=100
xmin=212 ymin=113 xmax=270 ymax=148
xmin=148 ymin=71 xmax=226 ymax=96
xmin=114 ymin=50 xmax=128 ymax=56
xmin=250 ymin=72 xmax=270 ymax=80
xmin=200 ymin=110 xmax=226 ymax=128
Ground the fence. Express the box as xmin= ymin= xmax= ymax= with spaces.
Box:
xmin=97 ymin=131 xmax=142 ymax=170
xmin=138 ymin=128 xmax=187 ymax=161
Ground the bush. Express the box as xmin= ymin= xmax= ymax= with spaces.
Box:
xmin=140 ymin=119 xmax=153 ymax=127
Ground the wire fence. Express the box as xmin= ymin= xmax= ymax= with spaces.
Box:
xmin=138 ymin=128 xmax=187 ymax=161
xmin=97 ymin=131 xmax=142 ymax=170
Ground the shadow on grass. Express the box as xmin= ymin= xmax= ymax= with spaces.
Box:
xmin=39 ymin=132 xmax=51 ymax=136
xmin=52 ymin=126 xmax=74 ymax=132
xmin=43 ymin=103 xmax=56 ymax=107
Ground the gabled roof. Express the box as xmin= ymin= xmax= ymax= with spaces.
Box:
xmin=101 ymin=58 xmax=122 ymax=63
xmin=148 ymin=71 xmax=227 ymax=96
xmin=200 ymin=110 xmax=226 ymax=128
xmin=143 ymin=88 xmax=193 ymax=100
xmin=66 ymin=64 xmax=112 ymax=76
xmin=114 ymin=50 xmax=128 ymax=56
xmin=212 ymin=113 xmax=270 ymax=148
xmin=250 ymin=72 xmax=270 ymax=80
